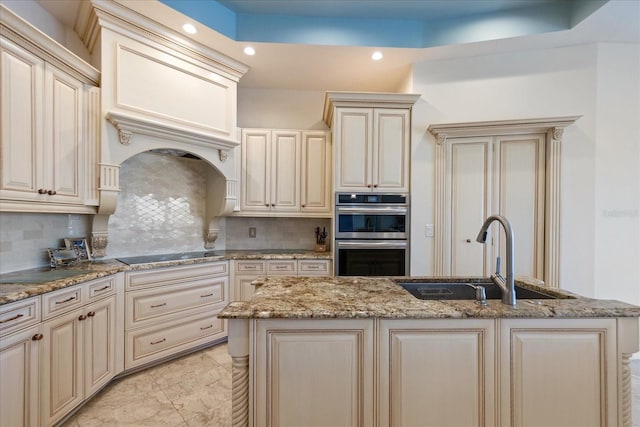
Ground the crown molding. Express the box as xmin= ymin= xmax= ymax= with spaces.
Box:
xmin=323 ymin=91 xmax=421 ymax=127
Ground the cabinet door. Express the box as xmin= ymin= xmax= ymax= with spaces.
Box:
xmin=254 ymin=319 xmax=375 ymax=427
xmin=84 ymin=296 xmax=116 ymax=398
xmin=40 ymin=309 xmax=84 ymax=426
xmin=233 ymin=276 xmax=257 ymax=302
xmin=271 ymin=130 xmax=300 ymax=212
xmin=500 ymin=318 xmax=618 ymax=427
xmin=0 ymin=325 xmax=40 ymax=427
xmin=301 ymin=131 xmax=331 ymax=213
xmin=44 ymin=64 xmax=84 ymax=204
xmin=378 ymin=319 xmax=496 ymax=427
xmin=374 ymin=108 xmax=410 ymax=191
xmin=0 ymin=38 xmax=43 ymax=201
xmin=334 ymin=108 xmax=373 ymax=191
xmin=241 ymin=129 xmax=271 ymax=211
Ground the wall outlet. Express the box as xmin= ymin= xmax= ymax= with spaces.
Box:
xmin=425 ymin=224 xmax=434 ymax=237
xmin=249 ymin=227 xmax=256 ymax=238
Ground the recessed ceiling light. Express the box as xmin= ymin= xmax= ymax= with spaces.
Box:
xmin=244 ymin=46 xmax=256 ymax=56
xmin=371 ymin=51 xmax=383 ymax=61
xmin=182 ymin=23 xmax=197 ymax=34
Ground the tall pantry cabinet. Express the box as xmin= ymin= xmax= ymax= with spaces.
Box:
xmin=323 ymin=92 xmax=420 ymax=193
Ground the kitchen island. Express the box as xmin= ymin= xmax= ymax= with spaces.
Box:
xmin=219 ymin=276 xmax=640 ymax=427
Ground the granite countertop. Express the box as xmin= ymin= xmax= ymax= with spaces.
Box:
xmin=0 ymin=250 xmax=332 ymax=305
xmin=218 ymin=276 xmax=640 ymax=320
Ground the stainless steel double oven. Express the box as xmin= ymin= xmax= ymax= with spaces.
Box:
xmin=334 ymin=193 xmax=409 ymax=276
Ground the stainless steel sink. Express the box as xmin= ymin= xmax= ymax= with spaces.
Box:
xmin=398 ymin=282 xmax=561 ymax=300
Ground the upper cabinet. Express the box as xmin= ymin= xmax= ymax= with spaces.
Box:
xmin=239 ymin=129 xmax=331 ymax=217
xmin=0 ymin=6 xmax=100 ymax=213
xmin=323 ymin=92 xmax=419 ymax=193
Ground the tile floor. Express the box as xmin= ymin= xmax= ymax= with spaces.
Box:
xmin=64 ymin=347 xmax=640 ymax=427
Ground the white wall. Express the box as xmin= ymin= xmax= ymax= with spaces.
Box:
xmin=409 ymin=43 xmax=639 ymax=309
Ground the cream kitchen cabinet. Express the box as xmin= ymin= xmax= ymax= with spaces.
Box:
xmin=124 ymin=262 xmax=229 ymax=370
xmin=323 ymin=92 xmax=419 ymax=193
xmin=0 ymin=9 xmax=100 ymax=213
xmin=378 ymin=319 xmax=496 ymax=426
xmin=0 ymin=297 xmax=41 ymax=427
xmin=239 ymin=129 xmax=331 ymax=216
xmin=231 ymin=259 xmax=331 ymax=302
xmin=39 ymin=276 xmax=118 ymax=427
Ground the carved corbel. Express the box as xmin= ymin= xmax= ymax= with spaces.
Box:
xmin=219 ymin=149 xmax=228 ymax=162
xmin=436 ymin=134 xmax=447 ymax=145
xmin=118 ymin=129 xmax=133 ymax=145
xmin=551 ymin=127 xmax=564 ymax=141
xmin=205 ymin=227 xmax=219 ymax=249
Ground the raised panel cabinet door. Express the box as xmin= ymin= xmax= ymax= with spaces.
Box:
xmin=378 ymin=319 xmax=496 ymax=427
xmin=500 ymin=318 xmax=618 ymax=427
xmin=0 ymin=38 xmax=43 ymax=201
xmin=84 ymin=295 xmax=116 ymax=398
xmin=374 ymin=108 xmax=410 ymax=191
xmin=301 ymin=131 xmax=331 ymax=213
xmin=45 ymin=64 xmax=84 ymax=203
xmin=271 ymin=130 xmax=301 ymax=211
xmin=335 ymin=108 xmax=373 ymax=191
xmin=40 ymin=309 xmax=84 ymax=426
xmin=241 ymin=129 xmax=271 ymax=211
xmin=0 ymin=325 xmax=40 ymax=427
xmin=254 ymin=319 xmax=375 ymax=427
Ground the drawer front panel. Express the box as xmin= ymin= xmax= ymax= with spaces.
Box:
xmin=42 ymin=285 xmax=83 ymax=319
xmin=298 ymin=260 xmax=331 ymax=276
xmin=125 ymin=311 xmax=225 ymax=369
xmin=126 ymin=262 xmax=228 ymax=290
xmin=0 ymin=297 xmax=41 ymax=337
xmin=235 ymin=260 xmax=265 ymax=274
xmin=266 ymin=260 xmax=297 ymax=275
xmin=126 ymin=278 xmax=227 ymax=328
xmin=85 ymin=276 xmax=116 ymax=301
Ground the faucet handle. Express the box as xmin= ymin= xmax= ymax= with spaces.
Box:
xmin=495 ymin=256 xmax=501 ymax=275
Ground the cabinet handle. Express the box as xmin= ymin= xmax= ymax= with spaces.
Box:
xmin=466 ymin=239 xmax=471 ymax=243
xmin=306 ymin=265 xmax=320 ymax=269
xmin=150 ymin=303 xmax=167 ymax=308
xmin=200 ymin=293 xmax=213 ymax=298
xmin=302 ymin=204 xmax=306 ymax=207
xmin=0 ymin=313 xmax=24 ymax=324
xmin=47 ymin=190 xmax=57 ymax=195
xmin=32 ymin=334 xmax=44 ymax=341
xmin=55 ymin=296 xmax=76 ymax=305
xmin=271 ymin=204 xmax=275 ymax=207
xmin=275 ymin=265 xmax=288 ymax=269
xmin=78 ymin=314 xmax=87 ymax=321
xmin=244 ymin=266 xmax=257 ymax=269
xmin=38 ymin=189 xmax=47 ymax=194
xmin=200 ymin=325 xmax=213 ymax=330
xmin=367 ymin=184 xmax=372 ymax=188
xmin=373 ymin=184 xmax=378 ymax=188
xmin=94 ymin=285 xmax=110 ymax=292
xmin=150 ymin=338 xmax=166 ymax=345
xmin=87 ymin=311 xmax=96 ymax=317
xmin=265 ymin=204 xmax=269 ymax=207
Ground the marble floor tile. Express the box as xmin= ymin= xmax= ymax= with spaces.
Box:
xmin=64 ymin=346 xmax=640 ymax=427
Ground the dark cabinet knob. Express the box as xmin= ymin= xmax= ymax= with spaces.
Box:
xmin=32 ymin=334 xmax=44 ymax=341
xmin=47 ymin=190 xmax=57 ymax=195
xmin=38 ymin=189 xmax=46 ymax=194
xmin=87 ymin=311 xmax=96 ymax=317
xmin=78 ymin=314 xmax=87 ymax=321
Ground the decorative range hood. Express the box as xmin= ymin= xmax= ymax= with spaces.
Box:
xmin=75 ymin=0 xmax=249 ymax=256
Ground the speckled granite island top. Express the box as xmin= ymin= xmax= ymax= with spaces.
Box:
xmin=218 ymin=276 xmax=640 ymax=319
xmin=0 ymin=250 xmax=331 ymax=305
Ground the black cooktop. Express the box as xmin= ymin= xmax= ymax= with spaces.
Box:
xmin=116 ymin=251 xmax=225 ymax=265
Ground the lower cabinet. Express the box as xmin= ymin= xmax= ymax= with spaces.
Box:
xmin=40 ymin=286 xmax=116 ymax=426
xmin=0 ymin=324 xmax=40 ymax=427
xmin=378 ymin=319 xmax=496 ymax=427
xmin=237 ymin=316 xmax=636 ymax=427
xmin=253 ymin=319 xmax=374 ymax=427
xmin=124 ymin=262 xmax=229 ymax=369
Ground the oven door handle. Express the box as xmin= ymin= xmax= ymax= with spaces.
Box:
xmin=336 ymin=240 xmax=407 ymax=249
xmin=336 ymin=206 xmax=408 ymax=215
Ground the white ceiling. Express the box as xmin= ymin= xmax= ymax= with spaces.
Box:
xmin=35 ymin=0 xmax=640 ymax=92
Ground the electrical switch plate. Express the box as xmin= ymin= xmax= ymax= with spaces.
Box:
xmin=425 ymin=224 xmax=434 ymax=237
xmin=249 ymin=227 xmax=256 ymax=238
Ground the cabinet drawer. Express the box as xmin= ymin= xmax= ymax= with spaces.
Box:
xmin=235 ymin=260 xmax=265 ymax=274
xmin=126 ymin=262 xmax=228 ymax=291
xmin=126 ymin=277 xmax=227 ymax=328
xmin=125 ymin=310 xmax=225 ymax=369
xmin=266 ymin=260 xmax=297 ymax=275
xmin=0 ymin=297 xmax=41 ymax=337
xmin=85 ymin=275 xmax=116 ymax=301
xmin=298 ymin=260 xmax=331 ymax=276
xmin=42 ymin=285 xmax=83 ymax=319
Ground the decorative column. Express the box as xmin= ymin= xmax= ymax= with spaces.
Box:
xmin=544 ymin=127 xmax=563 ymax=288
xmin=433 ymin=133 xmax=447 ymax=275
xmin=228 ymin=319 xmax=250 ymax=427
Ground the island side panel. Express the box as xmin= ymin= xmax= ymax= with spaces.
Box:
xmin=252 ymin=319 xmax=375 ymax=427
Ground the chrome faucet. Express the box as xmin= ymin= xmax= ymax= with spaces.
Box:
xmin=476 ymin=215 xmax=516 ymax=306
